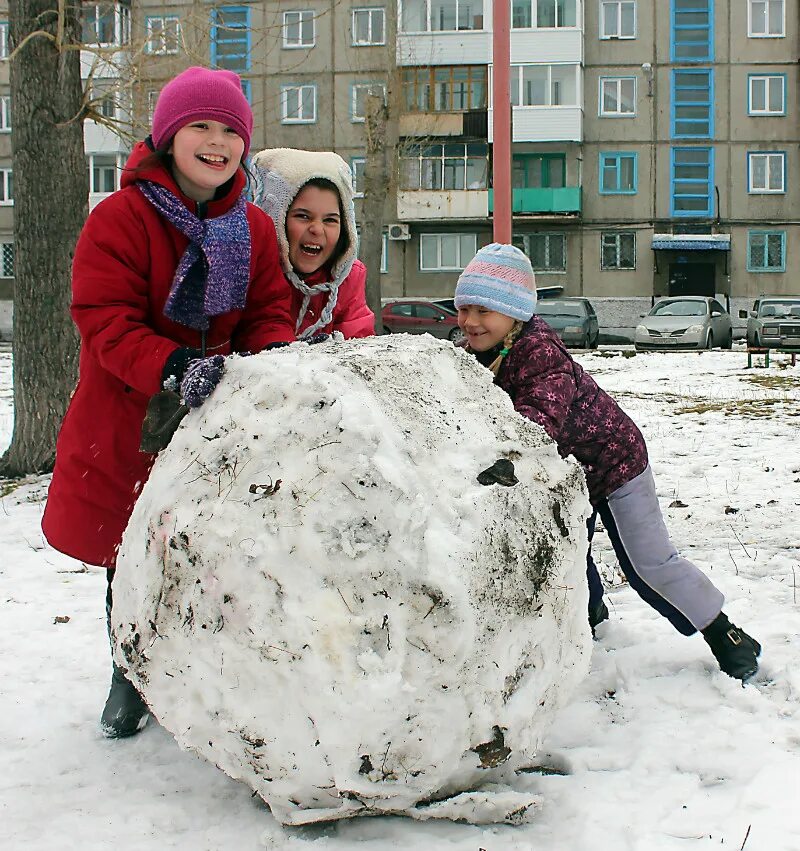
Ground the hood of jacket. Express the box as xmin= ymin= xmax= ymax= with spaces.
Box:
xmin=121 ymin=139 xmax=248 ymax=218
xmin=249 ymin=147 xmax=358 ymax=296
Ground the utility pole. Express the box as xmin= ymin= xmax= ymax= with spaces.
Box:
xmin=492 ymin=0 xmax=512 ymax=243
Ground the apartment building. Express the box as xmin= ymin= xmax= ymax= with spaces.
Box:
xmin=0 ymin=0 xmax=797 ymax=312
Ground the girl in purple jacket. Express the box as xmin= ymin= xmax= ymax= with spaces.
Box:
xmin=454 ymin=243 xmax=760 ymax=682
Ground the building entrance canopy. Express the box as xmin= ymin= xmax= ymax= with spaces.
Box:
xmin=651 ymin=234 xmax=731 ymax=251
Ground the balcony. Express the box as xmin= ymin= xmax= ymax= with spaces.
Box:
xmin=488 ymin=187 xmax=582 ymax=215
xmin=397 ymin=190 xmax=489 ymax=221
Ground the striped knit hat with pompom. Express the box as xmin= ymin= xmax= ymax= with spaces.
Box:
xmin=454 ymin=243 xmax=537 ymax=321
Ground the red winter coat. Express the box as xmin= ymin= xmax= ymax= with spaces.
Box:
xmin=498 ymin=317 xmax=648 ymax=504
xmin=292 ymin=261 xmax=375 ymax=338
xmin=42 ymin=142 xmax=295 ymax=567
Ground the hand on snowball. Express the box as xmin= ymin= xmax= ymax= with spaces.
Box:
xmin=180 ymin=355 xmax=226 ymax=408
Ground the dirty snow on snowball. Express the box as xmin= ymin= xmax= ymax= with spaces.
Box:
xmin=1 ymin=343 xmax=799 ymax=851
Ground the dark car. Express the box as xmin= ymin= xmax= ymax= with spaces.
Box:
xmin=536 ymin=298 xmax=600 ymax=349
xmin=382 ymin=300 xmax=464 ymax=342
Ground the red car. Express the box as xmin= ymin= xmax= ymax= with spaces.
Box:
xmin=382 ymin=300 xmax=464 ymax=342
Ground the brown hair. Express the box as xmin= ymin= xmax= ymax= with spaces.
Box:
xmin=290 ymin=177 xmax=350 ymax=267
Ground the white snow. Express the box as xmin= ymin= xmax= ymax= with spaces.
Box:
xmin=2 ymin=342 xmax=799 ymax=850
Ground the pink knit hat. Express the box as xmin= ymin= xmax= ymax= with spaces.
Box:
xmin=151 ymin=66 xmax=253 ymax=156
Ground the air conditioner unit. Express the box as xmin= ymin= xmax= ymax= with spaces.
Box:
xmin=388 ymin=223 xmax=411 ymax=241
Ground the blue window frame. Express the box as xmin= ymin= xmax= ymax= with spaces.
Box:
xmin=599 ymin=152 xmax=637 ymax=194
xmin=672 ymin=69 xmax=713 ymax=138
xmin=748 ymin=74 xmax=786 ymax=115
xmin=671 ymin=0 xmax=713 ymax=62
xmin=210 ymin=6 xmax=250 ymax=73
xmin=747 ymin=230 xmax=785 ymax=272
xmin=671 ymin=147 xmax=713 ymax=217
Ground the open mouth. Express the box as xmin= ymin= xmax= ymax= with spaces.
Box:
xmin=301 ymin=243 xmax=323 ymax=257
xmin=196 ymin=154 xmax=228 ymax=167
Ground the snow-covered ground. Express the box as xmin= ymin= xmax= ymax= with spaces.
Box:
xmin=1 ymin=343 xmax=799 ymax=851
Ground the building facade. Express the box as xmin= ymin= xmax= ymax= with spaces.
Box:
xmin=0 ymin=0 xmax=797 ymax=322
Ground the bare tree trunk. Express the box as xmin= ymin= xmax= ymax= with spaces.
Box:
xmin=1 ymin=0 xmax=87 ymax=476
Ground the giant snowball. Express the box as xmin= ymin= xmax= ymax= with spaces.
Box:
xmin=112 ymin=334 xmax=592 ymax=825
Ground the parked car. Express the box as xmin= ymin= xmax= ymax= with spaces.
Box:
xmin=634 ymin=296 xmax=733 ymax=351
xmin=739 ymin=296 xmax=800 ymax=348
xmin=382 ymin=299 xmax=463 ymax=341
xmin=536 ymin=298 xmax=600 ymax=349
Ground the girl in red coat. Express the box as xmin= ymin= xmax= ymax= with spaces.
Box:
xmin=41 ymin=67 xmax=295 ymax=738
xmin=251 ymin=148 xmax=375 ymax=339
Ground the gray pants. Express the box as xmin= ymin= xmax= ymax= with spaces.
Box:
xmin=597 ymin=465 xmax=724 ymax=634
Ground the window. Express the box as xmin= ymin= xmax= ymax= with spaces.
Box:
xmin=671 ymin=0 xmax=712 ymax=62
xmin=400 ymin=0 xmax=484 ymax=33
xmin=211 ymin=7 xmax=250 ymax=72
xmin=400 ymin=143 xmax=489 ymax=190
xmin=0 ymin=22 xmax=7 ymax=59
xmin=747 ymin=231 xmax=785 ymax=271
xmin=90 ymin=80 xmax=118 ymax=120
xmin=748 ymin=0 xmax=784 ymax=36
xmin=513 ymin=233 xmax=566 ymax=272
xmin=601 ymin=232 xmax=636 ymax=269
xmin=403 ymin=66 xmax=487 ymax=112
xmin=672 ymin=70 xmax=713 ymax=138
xmin=671 ymin=147 xmax=713 ymax=217
xmin=147 ymin=90 xmax=159 ymax=123
xmin=352 ymin=8 xmax=385 ymax=44
xmin=145 ymin=15 xmax=180 ymax=54
xmin=748 ymin=152 xmax=785 ymax=193
xmin=511 ymin=0 xmax=576 ymax=27
xmin=356 ymin=227 xmax=389 ymax=271
xmin=88 ymin=154 xmax=119 ymax=194
xmin=0 ymin=95 xmax=10 ymax=132
xmin=283 ymin=10 xmax=315 ymax=48
xmin=281 ymin=84 xmax=316 ymax=123
xmin=419 ymin=233 xmax=477 ymax=271
xmin=0 ymin=168 xmax=12 ymax=205
xmin=0 ymin=242 xmax=13 ymax=277
xmin=351 ymin=157 xmax=366 ymax=196
xmin=351 ymin=83 xmax=387 ymax=122
xmin=599 ymin=152 xmax=637 ymax=194
xmin=510 ymin=64 xmax=578 ymax=106
xmin=82 ymin=2 xmax=131 ymax=46
xmin=600 ymin=0 xmax=636 ymax=38
xmin=513 ymin=154 xmax=565 ymax=188
xmin=748 ymin=75 xmax=785 ymax=116
xmin=599 ymin=77 xmax=636 ymax=116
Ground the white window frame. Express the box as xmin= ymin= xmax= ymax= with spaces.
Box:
xmin=351 ymin=82 xmax=387 ymax=122
xmin=600 ymin=231 xmax=636 ymax=270
xmin=280 ymin=84 xmax=317 ymax=123
xmin=599 ymin=0 xmax=635 ymax=38
xmin=748 ymin=75 xmax=785 ymax=116
xmin=351 ymin=157 xmax=366 ymax=197
xmin=0 ymin=241 xmax=14 ymax=278
xmin=0 ymin=22 xmax=8 ymax=59
xmin=145 ymin=15 xmax=180 ymax=55
xmin=748 ymin=152 xmax=785 ymax=193
xmin=599 ymin=76 xmax=636 ymax=116
xmin=147 ymin=90 xmax=159 ymax=123
xmin=83 ymin=2 xmax=131 ymax=47
xmin=90 ymin=80 xmax=118 ymax=120
xmin=282 ymin=10 xmax=315 ymax=48
xmin=0 ymin=95 xmax=10 ymax=132
xmin=419 ymin=233 xmax=477 ymax=271
xmin=748 ymin=0 xmax=784 ymax=37
xmin=508 ymin=64 xmax=580 ymax=107
xmin=0 ymin=168 xmax=13 ymax=205
xmin=352 ymin=7 xmax=386 ymax=45
xmin=88 ymin=154 xmax=121 ymax=195
xmin=380 ymin=232 xmax=388 ymax=273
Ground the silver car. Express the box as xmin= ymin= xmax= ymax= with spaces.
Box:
xmin=739 ymin=297 xmax=800 ymax=348
xmin=634 ymin=296 xmax=733 ymax=351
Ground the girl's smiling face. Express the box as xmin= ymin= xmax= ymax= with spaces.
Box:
xmin=169 ymin=120 xmax=245 ymax=202
xmin=457 ymin=305 xmax=515 ymax=351
xmin=286 ymin=185 xmax=342 ymax=276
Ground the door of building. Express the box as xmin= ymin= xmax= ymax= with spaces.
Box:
xmin=668 ymin=263 xmax=716 ymax=297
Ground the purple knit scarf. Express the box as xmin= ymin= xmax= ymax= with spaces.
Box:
xmin=138 ymin=180 xmax=251 ymax=330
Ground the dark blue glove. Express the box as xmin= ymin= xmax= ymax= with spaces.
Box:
xmin=180 ymin=355 xmax=225 ymax=408
xmin=306 ymin=333 xmax=330 ymax=345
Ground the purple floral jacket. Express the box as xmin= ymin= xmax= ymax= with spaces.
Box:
xmin=496 ymin=317 xmax=648 ymax=505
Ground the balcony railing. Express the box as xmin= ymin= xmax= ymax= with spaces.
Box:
xmin=488 ymin=187 xmax=582 ymax=214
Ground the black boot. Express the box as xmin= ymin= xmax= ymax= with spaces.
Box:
xmin=101 ymin=568 xmax=149 ymax=738
xmin=702 ymin=612 xmax=761 ymax=682
xmin=588 ymin=599 xmax=609 ymax=636
xmin=100 ymin=663 xmax=150 ymax=738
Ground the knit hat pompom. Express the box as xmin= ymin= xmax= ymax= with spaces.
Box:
xmin=454 ymin=243 xmax=537 ymax=321
xmin=152 ymin=66 xmax=253 ymax=156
